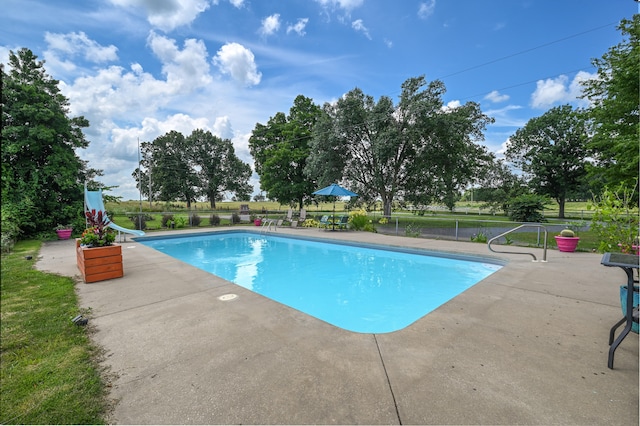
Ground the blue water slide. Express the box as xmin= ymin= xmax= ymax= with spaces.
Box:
xmin=84 ymin=186 xmax=145 ymax=237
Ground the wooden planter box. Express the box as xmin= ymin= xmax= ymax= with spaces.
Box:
xmin=76 ymin=239 xmax=123 ymax=283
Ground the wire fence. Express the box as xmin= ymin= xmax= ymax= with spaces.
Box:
xmin=121 ymin=209 xmax=585 ymax=247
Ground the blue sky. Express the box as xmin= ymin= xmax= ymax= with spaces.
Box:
xmin=2 ymin=0 xmax=637 ymax=200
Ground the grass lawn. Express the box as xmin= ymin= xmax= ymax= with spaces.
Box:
xmin=0 ymin=241 xmax=108 ymax=424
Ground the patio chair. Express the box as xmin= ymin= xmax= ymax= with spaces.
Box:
xmin=318 ymin=215 xmax=331 ymax=229
xmin=336 ymin=215 xmax=349 ymax=230
xmin=299 ymin=209 xmax=307 ymax=223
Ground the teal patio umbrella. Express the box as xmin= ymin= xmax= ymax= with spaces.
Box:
xmin=312 ymin=184 xmax=358 ymax=230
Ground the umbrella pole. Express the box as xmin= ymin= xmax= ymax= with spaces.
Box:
xmin=332 ymin=201 xmax=336 ymax=231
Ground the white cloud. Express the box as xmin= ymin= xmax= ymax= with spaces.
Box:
xmin=384 ymin=38 xmax=393 ymax=48
xmin=315 ymin=0 xmax=364 ymax=12
xmin=287 ymin=18 xmax=309 ymax=36
xmin=484 ymin=105 xmax=525 ymax=128
xmin=352 ymin=19 xmax=371 ymax=39
xmin=484 ymin=90 xmax=509 ymax=103
xmin=213 ymin=42 xmax=261 ymax=86
xmin=418 ymin=0 xmax=436 ymax=20
xmin=44 ymin=31 xmax=118 ymax=63
xmin=212 ymin=116 xmax=234 ymax=140
xmin=530 ymin=72 xmax=594 ymax=109
xmin=441 ymin=100 xmax=461 ymax=112
xmin=147 ymin=32 xmax=212 ymax=92
xmin=228 ymin=0 xmax=244 ymax=8
xmin=109 ymin=0 xmax=211 ymax=31
xmin=260 ymin=14 xmax=281 ymax=36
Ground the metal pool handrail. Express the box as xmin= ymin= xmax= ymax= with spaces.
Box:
xmin=487 ymin=224 xmax=548 ymax=262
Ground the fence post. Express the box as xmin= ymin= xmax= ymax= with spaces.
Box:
xmin=395 ymin=217 xmax=399 ymax=235
xmin=455 ymin=220 xmax=459 ymax=241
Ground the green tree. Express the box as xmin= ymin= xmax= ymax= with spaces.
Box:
xmin=475 ymin=159 xmax=526 ymax=213
xmin=249 ymin=95 xmax=321 ymax=209
xmin=505 ymin=105 xmax=589 ymax=219
xmin=187 ymin=129 xmax=252 ymax=208
xmin=1 ymin=48 xmax=92 ymax=236
xmin=306 ymin=76 xmax=493 ymax=216
xmin=405 ymin=100 xmax=494 ymax=211
xmin=581 ymin=16 xmax=639 ymax=189
xmin=137 ymin=131 xmax=198 ymax=208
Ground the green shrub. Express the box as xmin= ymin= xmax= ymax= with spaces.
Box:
xmin=349 ymin=209 xmax=375 ymax=232
xmin=231 ymin=213 xmax=241 ymax=224
xmin=174 ymin=216 xmax=187 ymax=228
xmin=161 ymin=214 xmax=174 ymax=228
xmin=302 ymin=218 xmax=319 ymax=228
xmin=506 ymin=194 xmax=549 ymax=222
xmin=129 ymin=213 xmax=152 ymax=230
xmin=404 ymin=222 xmax=421 ymax=238
xmin=588 ymin=183 xmax=639 ymax=253
xmin=209 ymin=214 xmax=221 ymax=226
xmin=190 ymin=213 xmax=201 ymax=227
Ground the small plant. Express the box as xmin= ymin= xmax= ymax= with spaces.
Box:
xmin=470 ymin=231 xmax=488 ymax=243
xmin=209 ymin=214 xmax=221 ymax=226
xmin=55 ymin=224 xmax=72 ymax=230
xmin=559 ymin=229 xmax=575 ymax=237
xmin=190 ymin=213 xmax=201 ymax=227
xmin=129 ymin=214 xmax=149 ymax=231
xmin=80 ymin=210 xmax=115 ymax=247
xmin=161 ymin=214 xmax=174 ymax=228
xmin=174 ymin=216 xmax=187 ymax=228
xmin=404 ymin=222 xmax=421 ymax=238
xmin=302 ymin=218 xmax=319 ymax=228
xmin=231 ymin=212 xmax=241 ymax=224
xmin=378 ymin=217 xmax=388 ymax=224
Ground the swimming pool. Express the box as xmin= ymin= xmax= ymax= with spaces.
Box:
xmin=139 ymin=232 xmax=503 ymax=333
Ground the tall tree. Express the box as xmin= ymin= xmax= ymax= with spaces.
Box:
xmin=581 ymin=16 xmax=639 ymax=189
xmin=505 ymin=104 xmax=589 ymax=218
xmin=187 ymin=129 xmax=252 ymax=208
xmin=405 ymin=101 xmax=494 ymax=210
xmin=2 ymin=48 xmax=92 ymax=235
xmin=306 ymin=76 xmax=493 ymax=216
xmin=249 ymin=95 xmax=321 ymax=209
xmin=138 ymin=131 xmax=199 ymax=208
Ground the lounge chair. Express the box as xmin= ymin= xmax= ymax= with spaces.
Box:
xmin=283 ymin=208 xmax=293 ymax=224
xmin=299 ymin=209 xmax=307 ymax=223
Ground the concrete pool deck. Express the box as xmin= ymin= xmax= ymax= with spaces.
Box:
xmin=37 ymin=227 xmax=638 ymax=425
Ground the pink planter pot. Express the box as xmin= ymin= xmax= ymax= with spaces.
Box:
xmin=56 ymin=229 xmax=73 ymax=240
xmin=554 ymin=236 xmax=580 ymax=252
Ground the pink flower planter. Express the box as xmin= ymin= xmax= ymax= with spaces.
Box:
xmin=56 ymin=229 xmax=73 ymax=240
xmin=554 ymin=236 xmax=580 ymax=252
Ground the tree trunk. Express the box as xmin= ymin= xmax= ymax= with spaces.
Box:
xmin=558 ymin=196 xmax=565 ymax=219
xmin=381 ymin=194 xmax=392 ymax=217
xmin=208 ymin=191 xmax=217 ymax=209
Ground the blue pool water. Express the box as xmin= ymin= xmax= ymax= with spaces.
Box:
xmin=140 ymin=232 xmax=502 ymax=333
